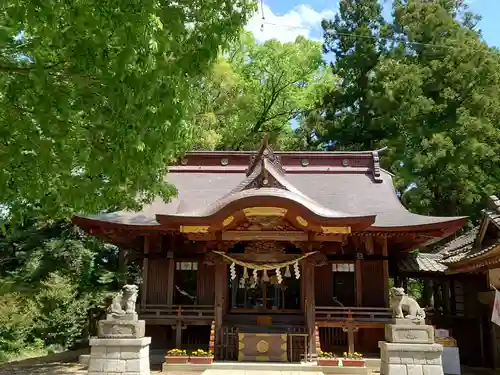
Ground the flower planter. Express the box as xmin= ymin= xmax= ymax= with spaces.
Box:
xmin=164 ymin=356 xmax=190 ymax=364
xmin=190 ymin=356 xmax=214 ymax=365
xmin=318 ymin=358 xmax=340 ymax=366
xmin=342 ymin=359 xmax=366 ymax=367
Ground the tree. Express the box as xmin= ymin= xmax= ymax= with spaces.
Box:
xmin=191 ymin=32 xmax=335 ymax=151
xmin=0 ymin=0 xmax=256 ymax=221
xmin=0 ymin=217 xmax=122 ymax=359
xmin=307 ymin=0 xmax=500 ymax=219
xmin=372 ymin=0 xmax=500 ymax=218
xmin=313 ymin=0 xmax=389 ymax=151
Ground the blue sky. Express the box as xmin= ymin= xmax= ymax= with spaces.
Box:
xmin=245 ymin=0 xmax=499 ymax=47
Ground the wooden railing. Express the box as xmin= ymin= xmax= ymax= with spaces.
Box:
xmin=315 ymin=306 xmax=392 ymax=323
xmin=138 ymin=304 xmax=214 ymax=319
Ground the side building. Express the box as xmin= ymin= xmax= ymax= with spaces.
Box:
xmin=73 ymin=139 xmax=465 ymax=361
xmin=395 ymin=196 xmax=500 ymax=367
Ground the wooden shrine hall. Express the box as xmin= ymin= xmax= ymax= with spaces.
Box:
xmin=73 ymin=137 xmax=466 ymax=361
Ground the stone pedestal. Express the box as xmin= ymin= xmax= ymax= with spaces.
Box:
xmin=379 ymin=320 xmax=443 ymax=375
xmin=88 ymin=337 xmax=151 ymax=375
xmin=88 ymin=313 xmax=150 ymax=375
xmin=98 ymin=318 xmax=145 ymax=339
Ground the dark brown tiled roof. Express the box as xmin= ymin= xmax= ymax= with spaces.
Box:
xmin=74 ymin=149 xmax=465 ymax=230
xmin=397 ymin=252 xmax=447 ymax=273
xmin=434 ymin=196 xmax=500 ymax=265
xmin=436 ymin=227 xmax=478 ymax=264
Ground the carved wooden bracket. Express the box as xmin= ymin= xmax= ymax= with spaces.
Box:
xmin=307 ymin=252 xmax=328 ymax=267
xmin=342 ymin=325 xmax=359 ymax=333
xmin=292 ymin=241 xmax=324 ymax=252
xmin=203 ymin=252 xmax=219 ymax=266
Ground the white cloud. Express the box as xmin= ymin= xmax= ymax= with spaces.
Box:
xmin=245 ymin=3 xmax=336 ymax=43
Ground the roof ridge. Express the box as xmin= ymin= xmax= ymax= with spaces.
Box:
xmin=246 ymin=134 xmax=285 ymax=177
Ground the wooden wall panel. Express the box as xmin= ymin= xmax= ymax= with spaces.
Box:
xmin=147 ymin=259 xmax=170 ymax=304
xmin=197 ymin=263 xmax=215 ymax=305
xmin=315 ymin=264 xmax=333 ymax=306
xmin=361 ymin=261 xmax=385 ymax=307
xmin=146 ymin=325 xmax=172 ymax=350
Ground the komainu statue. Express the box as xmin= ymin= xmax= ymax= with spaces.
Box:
xmin=390 ymin=287 xmax=426 ymax=321
xmin=108 ymin=284 xmax=139 ymax=318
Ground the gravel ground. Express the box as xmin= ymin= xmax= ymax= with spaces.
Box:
xmin=0 ymin=362 xmax=86 ymax=375
xmin=0 ymin=362 xmax=164 ymax=375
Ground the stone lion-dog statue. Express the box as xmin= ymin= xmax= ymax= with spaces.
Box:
xmin=390 ymin=287 xmax=426 ymax=321
xmin=108 ymin=284 xmax=139 ymax=317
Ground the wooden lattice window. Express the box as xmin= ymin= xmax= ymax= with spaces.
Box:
xmin=332 ymin=263 xmax=354 ymax=272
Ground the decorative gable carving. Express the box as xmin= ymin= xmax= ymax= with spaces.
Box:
xmin=245 ymin=170 xmax=286 ymax=190
xmin=235 ymin=216 xmax=298 ymax=232
xmin=246 ymin=134 xmax=284 ymax=177
xmin=244 ymin=241 xmax=285 ymax=254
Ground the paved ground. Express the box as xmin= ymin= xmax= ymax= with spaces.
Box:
xmin=0 ymin=361 xmax=497 ymax=375
xmin=166 ymin=372 xmax=325 ymax=375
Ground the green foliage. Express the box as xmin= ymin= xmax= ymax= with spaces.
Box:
xmin=388 ymin=277 xmax=423 ymax=301
xmin=0 ymin=0 xmax=256 ymax=221
xmin=30 ymin=273 xmax=90 ymax=348
xmin=0 ymin=292 xmax=37 ymax=359
xmin=191 ymin=31 xmax=334 ymax=150
xmin=318 ymin=0 xmax=390 ymax=151
xmin=0 ymin=219 xmax=120 ymax=361
xmin=381 ymin=0 xmax=500 ymax=218
xmin=307 ymin=0 xmax=500 ymax=220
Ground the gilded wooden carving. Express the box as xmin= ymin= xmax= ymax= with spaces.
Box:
xmin=295 ymin=216 xmax=308 ymax=227
xmin=235 ymin=216 xmax=296 ymax=231
xmin=321 ymin=226 xmax=351 ymax=234
xmin=222 ymin=216 xmax=234 ymax=227
xmin=180 ymin=225 xmax=210 ymax=233
xmin=244 ymin=241 xmax=285 ymax=254
xmin=243 ymin=207 xmax=287 ymax=217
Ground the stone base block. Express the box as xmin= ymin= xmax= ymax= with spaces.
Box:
xmin=379 ymin=341 xmax=443 ymax=375
xmin=106 ymin=312 xmax=138 ymax=321
xmin=385 ymin=324 xmax=435 ymax=344
xmin=98 ymin=319 xmax=145 ymax=339
xmin=393 ymin=318 xmax=425 ymax=326
xmin=89 ymin=337 xmax=151 ymax=375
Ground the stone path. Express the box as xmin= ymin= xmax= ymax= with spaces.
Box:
xmin=203 ymin=371 xmax=325 ymax=375
xmin=0 ymin=361 xmax=496 ymax=375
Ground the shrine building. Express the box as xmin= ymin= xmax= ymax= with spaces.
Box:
xmin=73 ymin=138 xmax=466 ymax=361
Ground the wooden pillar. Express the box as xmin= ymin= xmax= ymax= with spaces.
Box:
xmin=166 ymin=257 xmax=175 ymax=305
xmin=423 ymin=280 xmax=433 ymax=307
xmin=118 ymin=248 xmax=129 ymax=286
xmin=450 ymin=279 xmax=456 ymax=314
xmin=355 ymin=254 xmax=363 ymax=306
xmin=140 ymin=235 xmax=150 ymax=306
xmin=394 ymin=276 xmax=401 ymax=287
xmin=166 ymin=235 xmax=175 ymax=306
xmin=433 ymin=281 xmax=441 ymax=309
xmin=428 ymin=280 xmax=435 ymax=308
xmin=214 ymin=260 xmax=227 ymax=356
xmin=343 ymin=325 xmax=359 ymax=354
xmin=443 ymin=280 xmax=451 ymax=314
xmin=382 ymin=237 xmax=389 ymax=307
xmin=175 ymin=321 xmax=182 ymax=348
xmin=302 ymin=259 xmax=316 ymax=356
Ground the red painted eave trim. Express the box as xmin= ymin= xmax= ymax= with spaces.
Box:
xmin=368 ymin=217 xmax=467 ymax=233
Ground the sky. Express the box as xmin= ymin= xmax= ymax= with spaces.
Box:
xmin=245 ymin=0 xmax=499 ymax=47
